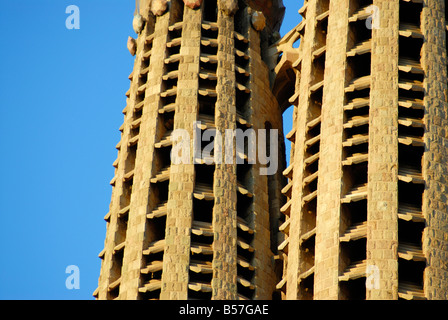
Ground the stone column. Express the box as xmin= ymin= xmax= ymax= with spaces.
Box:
xmin=314 ymin=0 xmax=349 ymax=300
xmin=160 ymin=5 xmax=201 ymax=300
xmin=97 ymin=14 xmax=158 ymax=300
xmin=211 ymin=6 xmax=238 ymax=300
xmin=119 ymin=11 xmax=168 ymax=300
xmin=285 ymin=0 xmax=318 ymax=300
xmin=248 ymin=21 xmax=282 ymax=300
xmin=421 ymin=0 xmax=448 ymax=300
xmin=366 ymin=0 xmax=399 ymax=300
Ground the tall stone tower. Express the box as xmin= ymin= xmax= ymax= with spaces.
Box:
xmin=275 ymin=0 xmax=448 ymax=300
xmin=95 ymin=0 xmax=286 ymax=300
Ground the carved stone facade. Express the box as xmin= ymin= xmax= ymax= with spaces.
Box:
xmin=96 ymin=0 xmax=448 ymax=300
xmin=95 ymin=0 xmax=286 ymax=300
xmin=274 ymin=0 xmax=448 ymax=300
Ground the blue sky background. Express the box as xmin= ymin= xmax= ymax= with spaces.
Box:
xmin=0 ymin=0 xmax=302 ymax=300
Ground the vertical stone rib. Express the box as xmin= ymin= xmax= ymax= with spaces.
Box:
xmin=248 ymin=26 xmax=276 ymax=300
xmin=314 ymin=0 xmax=348 ymax=300
xmin=97 ymin=16 xmax=154 ymax=300
xmin=211 ymin=7 xmax=238 ymax=300
xmin=367 ymin=0 xmax=399 ymax=300
xmin=160 ymin=6 xmax=201 ymax=300
xmin=285 ymin=0 xmax=317 ymax=300
xmin=120 ymin=14 xmax=169 ymax=300
xmin=421 ymin=0 xmax=448 ymax=300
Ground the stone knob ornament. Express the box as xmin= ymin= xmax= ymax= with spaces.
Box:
xmin=183 ymin=0 xmax=203 ymax=10
xmin=251 ymin=11 xmax=266 ymax=31
xmin=151 ymin=0 xmax=168 ymax=16
xmin=127 ymin=36 xmax=137 ymax=56
xmin=219 ymin=0 xmax=238 ymax=16
xmin=133 ymin=13 xmax=144 ymax=34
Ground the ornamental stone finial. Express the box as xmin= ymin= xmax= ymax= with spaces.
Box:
xmin=251 ymin=11 xmax=266 ymax=31
xmin=183 ymin=0 xmax=203 ymax=10
xmin=219 ymin=0 xmax=238 ymax=16
xmin=133 ymin=13 xmax=144 ymax=34
xmin=127 ymin=36 xmax=137 ymax=56
xmin=151 ymin=0 xmax=168 ymax=16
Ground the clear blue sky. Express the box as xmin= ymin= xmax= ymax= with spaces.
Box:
xmin=0 ymin=0 xmax=302 ymax=300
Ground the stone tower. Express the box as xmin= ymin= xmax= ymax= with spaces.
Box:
xmin=275 ymin=0 xmax=448 ymax=300
xmin=95 ymin=0 xmax=286 ymax=300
